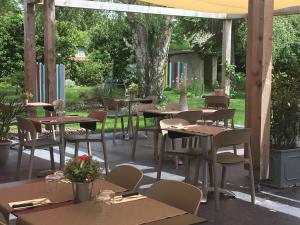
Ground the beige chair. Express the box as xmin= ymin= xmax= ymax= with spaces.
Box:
xmin=132 ymin=104 xmax=160 ymax=160
xmin=16 ymin=117 xmax=60 ymax=180
xmin=202 ymin=108 xmax=235 ymax=128
xmin=145 ymin=180 xmax=202 ymax=215
xmin=158 ymin=118 xmax=202 ymax=183
xmin=106 ymin=165 xmax=143 ymax=191
xmin=209 ymin=128 xmax=255 ymax=209
xmin=175 ymin=110 xmax=203 ymax=124
xmin=64 ymin=110 xmax=109 ymax=174
xmin=202 ymin=95 xmax=230 ymax=109
xmin=102 ymin=97 xmax=126 ymax=144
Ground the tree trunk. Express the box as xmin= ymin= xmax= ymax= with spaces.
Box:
xmin=126 ymin=1 xmax=174 ymax=97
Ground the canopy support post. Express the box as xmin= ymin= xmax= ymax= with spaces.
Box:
xmin=246 ymin=0 xmax=274 ymax=180
xmin=44 ymin=0 xmax=57 ymax=103
xmin=24 ymin=0 xmax=36 ymax=100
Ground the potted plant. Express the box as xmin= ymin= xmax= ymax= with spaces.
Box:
xmin=64 ymin=155 xmax=103 ymax=202
xmin=21 ymin=90 xmax=34 ymax=104
xmin=213 ymin=81 xmax=224 ymax=96
xmin=127 ymin=82 xmax=138 ymax=99
xmin=268 ymin=73 xmax=300 ymax=188
xmin=0 ymin=94 xmax=25 ymax=165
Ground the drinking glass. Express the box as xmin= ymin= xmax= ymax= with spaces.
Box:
xmin=45 ymin=174 xmax=60 ymax=200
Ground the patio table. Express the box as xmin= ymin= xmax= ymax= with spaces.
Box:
xmin=0 ymin=179 xmax=126 ymax=224
xmin=116 ymin=98 xmax=153 ymax=139
xmin=142 ymin=108 xmax=216 ymax=118
xmin=16 ymin=193 xmax=206 ymax=225
xmin=27 ymin=116 xmax=100 ymax=168
xmin=164 ymin=124 xmax=230 ymax=202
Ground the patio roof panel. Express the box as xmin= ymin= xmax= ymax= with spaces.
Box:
xmin=141 ymin=0 xmax=300 ymax=14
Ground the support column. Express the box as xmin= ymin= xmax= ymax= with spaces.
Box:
xmin=44 ymin=0 xmax=56 ymax=103
xmin=221 ymin=19 xmax=232 ymax=96
xmin=24 ymin=0 xmax=36 ymax=101
xmin=246 ymin=0 xmax=274 ymax=180
xmin=211 ymin=56 xmax=218 ymax=86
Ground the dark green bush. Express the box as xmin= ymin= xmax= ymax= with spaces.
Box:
xmin=271 ymin=73 xmax=300 ymax=149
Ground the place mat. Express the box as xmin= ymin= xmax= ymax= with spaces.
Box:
xmin=144 ymin=214 xmax=207 ymax=225
xmin=0 ymin=179 xmax=126 ymax=218
xmin=17 ymin=197 xmax=186 ymax=225
xmin=112 ymin=194 xmax=147 ymax=204
xmin=9 ymin=198 xmax=52 ymax=211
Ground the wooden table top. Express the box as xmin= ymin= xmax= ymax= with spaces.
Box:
xmin=142 ymin=108 xmax=216 ymax=116
xmin=165 ymin=124 xmax=230 ymax=137
xmin=27 ymin=116 xmax=99 ymax=125
xmin=116 ymin=98 xmax=153 ymax=103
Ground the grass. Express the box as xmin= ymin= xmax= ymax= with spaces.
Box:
xmin=4 ymin=86 xmax=246 ymax=133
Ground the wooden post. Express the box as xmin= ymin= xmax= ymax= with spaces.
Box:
xmin=246 ymin=0 xmax=274 ymax=180
xmin=221 ymin=19 xmax=232 ymax=96
xmin=211 ymin=56 xmax=218 ymax=86
xmin=44 ymin=0 xmax=56 ymax=103
xmin=24 ymin=0 xmax=36 ymax=100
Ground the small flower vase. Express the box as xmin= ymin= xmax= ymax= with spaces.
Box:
xmin=179 ymin=94 xmax=188 ymax=111
xmin=72 ymin=182 xmax=93 ymax=203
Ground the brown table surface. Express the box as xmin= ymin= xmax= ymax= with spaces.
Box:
xmin=142 ymin=108 xmax=216 ymax=116
xmin=165 ymin=124 xmax=230 ymax=137
xmin=116 ymin=98 xmax=153 ymax=103
xmin=27 ymin=115 xmax=99 ymax=125
xmin=17 ymin=197 xmax=206 ymax=225
xmin=0 ymin=179 xmax=126 ymax=219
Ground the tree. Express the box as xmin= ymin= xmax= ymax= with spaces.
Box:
xmin=125 ymin=0 xmax=174 ymax=97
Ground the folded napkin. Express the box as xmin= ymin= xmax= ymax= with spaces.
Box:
xmin=112 ymin=194 xmax=146 ymax=205
xmin=9 ymin=198 xmax=52 ymax=210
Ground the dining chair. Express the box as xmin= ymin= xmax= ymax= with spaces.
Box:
xmin=203 ymin=95 xmax=230 ymax=109
xmin=132 ymin=103 xmax=160 ymax=160
xmin=209 ymin=128 xmax=255 ymax=209
xmin=64 ymin=110 xmax=109 ymax=174
xmin=0 ymin=212 xmax=7 ymax=225
xmin=158 ymin=118 xmax=202 ymax=183
xmin=145 ymin=180 xmax=202 ymax=215
xmin=102 ymin=97 xmax=126 ymax=144
xmin=141 ymin=95 xmax=158 ymax=133
xmin=106 ymin=165 xmax=143 ymax=191
xmin=43 ymin=99 xmax=65 ymax=139
xmin=175 ymin=110 xmax=203 ymax=124
xmin=202 ymin=108 xmax=235 ymax=128
xmin=16 ymin=117 xmax=60 ymax=180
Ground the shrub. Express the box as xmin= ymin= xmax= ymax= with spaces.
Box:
xmin=65 ymin=79 xmax=76 ymax=88
xmin=271 ymin=73 xmax=300 ymax=149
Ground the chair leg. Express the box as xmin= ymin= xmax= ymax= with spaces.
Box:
xmin=248 ymin=158 xmax=256 ymax=204
xmin=74 ymin=142 xmax=79 ymax=157
xmin=102 ymin=141 xmax=109 ymax=175
xmin=49 ymin=147 xmax=55 ymax=171
xmin=193 ymin=157 xmax=201 ymax=185
xmin=131 ymin=127 xmax=139 ymax=160
xmin=233 ymin=145 xmax=237 ymax=155
xmin=221 ymin=166 xmax=226 ymax=188
xmin=184 ymin=156 xmax=191 ymax=183
xmin=51 ymin=125 xmax=56 ymax=140
xmin=28 ymin=148 xmax=35 ymax=180
xmin=211 ymin=152 xmax=220 ymax=210
xmin=157 ymin=135 xmax=166 ymax=180
xmin=120 ymin=116 xmax=125 ymax=138
xmin=87 ymin=142 xmax=92 ymax=156
xmin=153 ymin=131 xmax=159 ymax=161
xmin=144 ymin=118 xmax=148 ymax=136
xmin=16 ymin=145 xmax=24 ymax=180
xmin=113 ymin=115 xmax=118 ymax=144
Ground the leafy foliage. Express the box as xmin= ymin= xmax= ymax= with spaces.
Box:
xmin=64 ymin=155 xmax=103 ymax=183
xmin=0 ymin=94 xmax=25 ymax=141
xmin=271 ymin=73 xmax=300 ymax=149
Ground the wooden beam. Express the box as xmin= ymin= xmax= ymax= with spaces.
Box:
xmin=52 ymin=0 xmax=245 ymax=19
xmin=44 ymin=0 xmax=56 ymax=103
xmin=27 ymin=0 xmax=42 ymax=4
xmin=24 ymin=0 xmax=36 ymax=100
xmin=221 ymin=19 xmax=232 ymax=95
xmin=274 ymin=6 xmax=300 ymax=16
xmin=245 ymin=0 xmax=273 ymax=180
